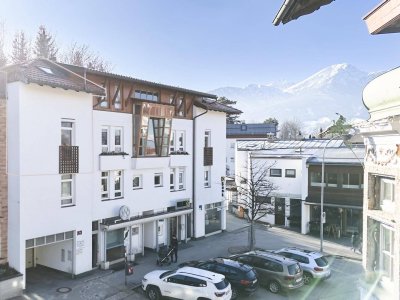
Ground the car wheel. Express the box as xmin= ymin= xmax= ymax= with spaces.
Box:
xmin=268 ymin=280 xmax=281 ymax=294
xmin=303 ymin=272 xmax=313 ymax=285
xmin=231 ymin=287 xmax=239 ymax=300
xmin=147 ymin=286 xmax=161 ymax=300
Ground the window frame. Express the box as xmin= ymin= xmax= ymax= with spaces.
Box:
xmin=204 ymin=130 xmax=211 ymax=147
xmin=178 ymin=168 xmax=185 ymax=190
xmin=61 ymin=121 xmax=74 ymax=146
xmin=204 ymin=167 xmax=211 ymax=188
xmin=101 ymin=171 xmax=109 ymax=199
xmin=113 ymin=170 xmax=123 ymax=198
xmin=132 ymin=175 xmax=142 ymax=190
xmin=61 ymin=174 xmax=74 ymax=207
xmin=154 ymin=173 xmax=163 ymax=187
xmin=101 ymin=127 xmax=109 ymax=153
xmin=170 ymin=171 xmax=175 ymax=191
xmin=343 ymin=173 xmax=362 ymax=189
xmin=285 ymin=169 xmax=296 ymax=178
xmin=380 ymin=178 xmax=395 ymax=207
xmin=270 ymin=168 xmax=282 ymax=177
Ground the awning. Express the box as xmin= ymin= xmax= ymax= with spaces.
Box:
xmin=101 ymin=208 xmax=193 ymax=231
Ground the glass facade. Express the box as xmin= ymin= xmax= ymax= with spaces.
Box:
xmin=205 ymin=202 xmax=222 ymax=234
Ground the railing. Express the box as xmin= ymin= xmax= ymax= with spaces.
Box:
xmin=59 ymin=146 xmax=79 ymax=174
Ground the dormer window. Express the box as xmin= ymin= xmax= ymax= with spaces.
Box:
xmin=38 ymin=66 xmax=54 ymax=75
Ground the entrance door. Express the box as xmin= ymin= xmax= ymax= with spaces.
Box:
xmin=186 ymin=214 xmax=192 ymax=239
xmin=26 ymin=248 xmax=34 ymax=268
xmin=275 ymin=198 xmax=285 ymax=225
xmin=92 ymin=234 xmax=98 ymax=268
xmin=169 ymin=217 xmax=177 ymax=243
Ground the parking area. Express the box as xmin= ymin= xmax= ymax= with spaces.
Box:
xmin=16 ymin=213 xmax=363 ymax=300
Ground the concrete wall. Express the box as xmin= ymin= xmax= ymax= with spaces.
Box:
xmin=0 ymin=94 xmax=7 ymax=264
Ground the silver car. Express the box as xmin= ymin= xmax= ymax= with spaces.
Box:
xmin=273 ymin=247 xmax=331 ymax=285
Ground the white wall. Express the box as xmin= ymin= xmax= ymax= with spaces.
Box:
xmin=193 ymin=108 xmax=227 ymax=238
xmin=8 ymin=83 xmax=94 ymax=282
xmin=35 ymin=240 xmax=73 ymax=273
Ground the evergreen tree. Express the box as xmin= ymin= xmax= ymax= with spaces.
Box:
xmin=11 ymin=31 xmax=30 ymax=64
xmin=33 ymin=25 xmax=58 ymax=61
xmin=217 ymin=96 xmax=241 ymax=124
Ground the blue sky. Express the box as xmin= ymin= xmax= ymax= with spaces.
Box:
xmin=1 ymin=0 xmax=400 ymax=92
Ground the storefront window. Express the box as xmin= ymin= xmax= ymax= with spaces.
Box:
xmin=106 ymin=228 xmax=125 ymax=262
xmin=205 ymin=202 xmax=222 ymax=234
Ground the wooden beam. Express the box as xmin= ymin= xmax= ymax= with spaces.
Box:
xmin=126 ymin=84 xmax=134 ymax=107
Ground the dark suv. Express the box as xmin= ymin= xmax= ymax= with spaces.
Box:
xmin=179 ymin=258 xmax=258 ymax=299
xmin=230 ymin=251 xmax=303 ymax=294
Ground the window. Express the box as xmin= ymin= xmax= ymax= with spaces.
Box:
xmin=61 ymin=174 xmax=73 ymax=206
xmin=380 ymin=178 xmax=395 ymax=208
xmin=170 ymin=131 xmax=175 ymax=153
xmin=204 ymin=130 xmax=211 ymax=147
xmin=114 ymin=86 xmax=122 ymax=110
xmin=132 ymin=175 xmax=142 ymax=189
xmin=114 ymin=128 xmax=122 ymax=152
xmin=327 ymin=173 xmax=337 ymax=187
xmin=170 ymin=171 xmax=175 ymax=191
xmin=178 ymin=168 xmax=185 ymax=190
xmin=343 ymin=173 xmax=362 ymax=189
xmin=270 ymin=168 xmax=282 ymax=177
xmin=134 ymin=90 xmax=158 ymax=102
xmin=61 ymin=121 xmax=73 ymax=146
xmin=101 ymin=126 xmax=123 ymax=153
xmin=139 ymin=118 xmax=171 ymax=156
xmin=154 ymin=173 xmax=163 ymax=187
xmin=285 ymin=169 xmax=296 ymax=178
xmin=204 ymin=167 xmax=210 ymax=187
xmin=381 ymin=224 xmax=394 ymax=281
xmin=101 ymin=171 xmax=109 ymax=199
xmin=311 ymin=172 xmax=323 ymax=187
xmin=101 ymin=127 xmax=109 ymax=152
xmin=177 ymin=131 xmax=185 ymax=151
xmin=177 ymin=97 xmax=185 ymax=117
xmin=114 ymin=170 xmax=122 ymax=198
xmin=99 ymin=96 xmax=108 ymax=108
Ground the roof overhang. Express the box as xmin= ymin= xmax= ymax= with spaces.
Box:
xmin=273 ymin=0 xmax=335 ymax=26
xmin=363 ymin=0 xmax=400 ymax=34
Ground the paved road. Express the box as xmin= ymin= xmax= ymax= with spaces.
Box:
xmin=18 ymin=214 xmax=363 ymax=300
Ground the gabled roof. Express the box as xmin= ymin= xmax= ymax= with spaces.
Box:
xmin=194 ymin=98 xmax=242 ymax=115
xmin=273 ymin=0 xmax=334 ymax=25
xmin=60 ymin=62 xmax=218 ymax=99
xmin=3 ymin=59 xmax=105 ymax=95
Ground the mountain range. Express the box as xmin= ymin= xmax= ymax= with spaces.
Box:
xmin=209 ymin=64 xmax=380 ymax=135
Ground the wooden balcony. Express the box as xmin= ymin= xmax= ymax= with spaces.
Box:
xmin=59 ymin=146 xmax=79 ymax=174
xmin=203 ymin=147 xmax=213 ymax=166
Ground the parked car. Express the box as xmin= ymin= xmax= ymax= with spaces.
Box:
xmin=273 ymin=247 xmax=331 ymax=285
xmin=230 ymin=251 xmax=303 ymax=294
xmin=179 ymin=258 xmax=258 ymax=299
xmin=141 ymin=266 xmax=232 ymax=300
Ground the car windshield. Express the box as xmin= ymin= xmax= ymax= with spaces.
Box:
xmin=287 ymin=263 xmax=301 ymax=275
xmin=214 ymin=278 xmax=229 ymax=290
xmin=315 ymin=256 xmax=329 ymax=267
xmin=160 ymin=270 xmax=175 ymax=279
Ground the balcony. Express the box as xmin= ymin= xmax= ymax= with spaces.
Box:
xmin=99 ymin=152 xmax=130 ymax=171
xmin=170 ymin=152 xmax=191 ymax=167
xmin=132 ymin=156 xmax=170 ymax=169
xmin=203 ymin=147 xmax=213 ymax=166
xmin=59 ymin=146 xmax=79 ymax=174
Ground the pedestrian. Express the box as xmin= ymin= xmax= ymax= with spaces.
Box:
xmin=171 ymin=235 xmax=178 ymax=263
xmin=352 ymin=232 xmax=360 ymax=253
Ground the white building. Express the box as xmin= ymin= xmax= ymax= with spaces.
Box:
xmin=2 ymin=59 xmax=239 ymax=289
xmin=233 ymin=139 xmax=364 ymax=236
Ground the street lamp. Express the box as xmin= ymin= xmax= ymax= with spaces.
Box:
xmin=320 ymin=134 xmax=353 ymax=253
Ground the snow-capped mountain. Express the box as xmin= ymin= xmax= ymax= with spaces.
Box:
xmin=210 ymin=63 xmax=379 ymax=135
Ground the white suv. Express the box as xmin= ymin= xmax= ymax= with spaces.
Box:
xmin=273 ymin=247 xmax=331 ymax=285
xmin=142 ymin=266 xmax=232 ymax=300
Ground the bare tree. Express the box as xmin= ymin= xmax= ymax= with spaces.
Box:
xmin=33 ymin=25 xmax=58 ymax=61
xmin=11 ymin=31 xmax=30 ymax=64
xmin=236 ymin=156 xmax=278 ymax=250
xmin=280 ymin=119 xmax=302 ymax=140
xmin=0 ymin=22 xmax=7 ymax=67
xmin=61 ymin=42 xmax=111 ymax=72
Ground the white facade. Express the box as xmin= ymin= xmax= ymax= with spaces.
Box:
xmin=6 ymin=66 xmax=229 ymax=289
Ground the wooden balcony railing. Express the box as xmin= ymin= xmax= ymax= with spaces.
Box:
xmin=59 ymin=146 xmax=79 ymax=174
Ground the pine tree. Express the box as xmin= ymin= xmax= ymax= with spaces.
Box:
xmin=11 ymin=31 xmax=30 ymax=64
xmin=33 ymin=25 xmax=58 ymax=61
